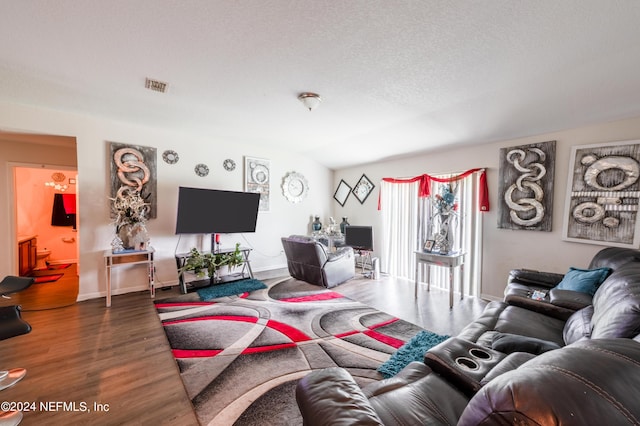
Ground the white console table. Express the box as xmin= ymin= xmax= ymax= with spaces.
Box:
xmin=104 ymin=248 xmax=155 ymax=307
xmin=414 ymin=251 xmax=465 ymax=308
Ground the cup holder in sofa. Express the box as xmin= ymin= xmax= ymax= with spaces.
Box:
xmin=455 ymin=357 xmax=479 ymax=371
xmin=469 ymin=348 xmax=492 ymax=360
xmin=425 ymin=337 xmax=507 ymax=396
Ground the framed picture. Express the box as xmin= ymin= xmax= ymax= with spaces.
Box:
xmin=353 ymin=174 xmax=375 ymax=204
xmin=333 ymin=179 xmax=352 ymax=207
xmin=109 ymin=142 xmax=157 ymax=219
xmin=498 ymin=140 xmax=556 ymax=231
xmin=244 ymin=157 xmax=270 ymax=211
xmin=424 ymin=240 xmax=435 ymax=252
xmin=562 ymin=139 xmax=640 ymax=247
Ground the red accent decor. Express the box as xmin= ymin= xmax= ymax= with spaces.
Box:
xmin=172 ymin=348 xmax=223 ymax=358
xmin=379 ymin=168 xmax=489 ymax=212
xmin=242 ymin=343 xmax=297 ymax=354
xmin=479 ymin=169 xmax=490 ymax=211
xmin=279 ymin=292 xmax=344 ymax=303
xmin=367 ymin=317 xmax=399 ymax=329
xmin=162 ymin=315 xmax=258 ymax=327
xmin=363 ymin=329 xmax=406 ymax=349
xmin=32 ymin=274 xmax=63 ymax=284
xmin=266 ymin=319 xmax=312 ymax=342
xmin=62 ymin=193 xmax=76 ymax=214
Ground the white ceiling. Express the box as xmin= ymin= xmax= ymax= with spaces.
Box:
xmin=1 ymin=1 xmax=640 ymax=169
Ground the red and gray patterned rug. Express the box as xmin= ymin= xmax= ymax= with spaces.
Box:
xmin=155 ymin=276 xmax=425 ymax=425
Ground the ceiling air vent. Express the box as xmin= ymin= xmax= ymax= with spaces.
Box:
xmin=145 ymin=78 xmax=168 ymax=93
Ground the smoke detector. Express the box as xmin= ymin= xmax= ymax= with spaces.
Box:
xmin=145 ymin=78 xmax=168 ymax=93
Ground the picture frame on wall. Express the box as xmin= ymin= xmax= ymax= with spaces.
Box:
xmin=497 ymin=140 xmax=556 ymax=232
xmin=244 ymin=156 xmax=270 ymax=212
xmin=333 ymin=179 xmax=352 ymax=207
xmin=353 ymin=174 xmax=375 ymax=204
xmin=109 ymin=142 xmax=157 ymax=219
xmin=562 ymin=139 xmax=640 ymax=248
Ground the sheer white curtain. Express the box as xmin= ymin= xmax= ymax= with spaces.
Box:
xmin=379 ymin=179 xmax=424 ymax=278
xmin=380 ymin=171 xmax=484 ymax=297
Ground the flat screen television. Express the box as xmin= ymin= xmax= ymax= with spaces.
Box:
xmin=344 ymin=225 xmax=374 ymax=251
xmin=175 ymin=186 xmax=260 ymax=234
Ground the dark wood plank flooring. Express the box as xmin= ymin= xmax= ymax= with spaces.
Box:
xmin=0 ymin=272 xmax=486 ymax=425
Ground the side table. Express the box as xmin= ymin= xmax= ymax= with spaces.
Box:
xmin=104 ymin=248 xmax=155 ymax=307
xmin=414 ymin=251 xmax=465 ymax=308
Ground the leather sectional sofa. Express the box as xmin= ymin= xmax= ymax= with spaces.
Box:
xmin=296 ymin=247 xmax=640 ymax=425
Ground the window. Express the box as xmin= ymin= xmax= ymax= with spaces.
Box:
xmin=380 ymin=170 xmax=485 ymax=296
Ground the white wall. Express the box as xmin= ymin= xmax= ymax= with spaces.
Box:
xmin=0 ymin=101 xmax=332 ymax=301
xmin=333 ymin=115 xmax=640 ymax=300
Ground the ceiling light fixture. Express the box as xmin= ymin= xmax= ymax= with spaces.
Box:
xmin=298 ymin=92 xmax=321 ymax=111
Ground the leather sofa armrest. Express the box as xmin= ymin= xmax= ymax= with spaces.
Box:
xmin=480 ymin=352 xmax=536 ymax=385
xmin=548 ymin=289 xmax=592 ymax=310
xmin=296 ymin=368 xmax=384 ymax=426
xmin=508 ymin=269 xmax=564 ymax=288
xmin=326 ymin=246 xmax=354 ymax=262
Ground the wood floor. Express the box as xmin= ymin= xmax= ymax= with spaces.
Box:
xmin=0 ymin=263 xmax=79 ymax=311
xmin=0 ymin=272 xmax=486 ymax=425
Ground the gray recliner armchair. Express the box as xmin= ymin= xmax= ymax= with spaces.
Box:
xmin=281 ymin=235 xmax=355 ymax=288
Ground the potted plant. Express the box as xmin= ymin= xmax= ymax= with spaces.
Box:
xmin=181 ymin=247 xmax=215 ymax=279
xmin=180 ymin=243 xmax=243 ymax=283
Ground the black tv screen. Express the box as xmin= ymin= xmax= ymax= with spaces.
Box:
xmin=344 ymin=226 xmax=374 ymax=251
xmin=175 ymin=187 xmax=260 ymax=234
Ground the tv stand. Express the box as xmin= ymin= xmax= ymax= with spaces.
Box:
xmin=355 ymin=250 xmax=372 ymax=274
xmin=175 ymin=246 xmax=254 ymax=294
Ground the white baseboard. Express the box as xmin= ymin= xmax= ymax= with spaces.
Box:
xmin=480 ymin=293 xmax=502 ymax=302
xmin=77 ymin=264 xmax=290 ymax=302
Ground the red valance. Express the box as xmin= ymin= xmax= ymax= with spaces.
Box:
xmin=379 ymin=168 xmax=489 ymax=211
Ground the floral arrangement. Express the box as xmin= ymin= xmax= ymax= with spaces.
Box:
xmin=110 ymin=188 xmax=150 ymax=231
xmin=433 ymin=183 xmax=458 ymax=216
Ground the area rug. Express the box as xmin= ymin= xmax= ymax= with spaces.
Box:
xmin=155 ymin=277 xmax=429 ymax=426
xmin=196 ymin=279 xmax=267 ymax=301
xmin=31 ymin=274 xmax=63 ymax=284
xmin=377 ymin=329 xmax=450 ymax=378
xmin=46 ymin=263 xmax=72 ymax=270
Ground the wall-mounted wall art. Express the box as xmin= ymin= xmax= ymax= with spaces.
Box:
xmin=244 ymin=156 xmax=270 ymax=211
xmin=498 ymin=140 xmax=555 ymax=231
xmin=563 ymin=139 xmax=640 ymax=247
xmin=353 ymin=174 xmax=375 ymax=204
xmin=333 ymin=179 xmax=351 ymax=206
xmin=109 ymin=142 xmax=157 ymax=218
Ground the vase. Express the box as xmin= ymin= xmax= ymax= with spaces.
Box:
xmin=117 ymin=222 xmax=149 ymax=250
xmin=312 ymin=216 xmax=322 ymax=232
xmin=340 ymin=217 xmax=350 ymax=234
xmin=433 ymin=214 xmax=455 ymax=254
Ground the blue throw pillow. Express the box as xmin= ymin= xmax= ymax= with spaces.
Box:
xmin=554 ymin=267 xmax=612 ymax=296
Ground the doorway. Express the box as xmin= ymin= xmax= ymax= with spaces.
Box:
xmin=1 ymin=131 xmax=80 ymax=310
xmin=11 ymin=165 xmax=79 ymax=310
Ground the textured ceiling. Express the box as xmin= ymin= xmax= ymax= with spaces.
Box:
xmin=1 ymin=1 xmax=640 ymax=169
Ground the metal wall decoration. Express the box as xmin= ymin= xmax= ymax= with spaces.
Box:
xmin=563 ymin=140 xmax=640 ymax=247
xmin=353 ymin=174 xmax=375 ymax=204
xmin=109 ymin=142 xmax=157 ymax=218
xmin=498 ymin=140 xmax=555 ymax=231
xmin=244 ymin=156 xmax=270 ymax=211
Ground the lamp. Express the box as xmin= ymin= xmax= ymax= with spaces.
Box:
xmin=298 ymin=92 xmax=321 ymax=111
